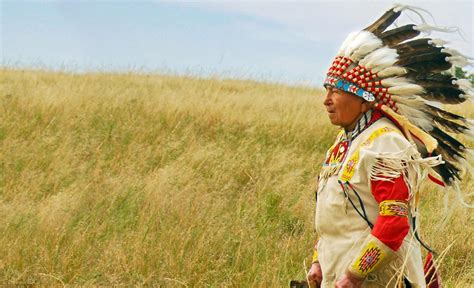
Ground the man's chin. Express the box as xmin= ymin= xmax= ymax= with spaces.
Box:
xmin=327 ymin=116 xmax=338 ymax=126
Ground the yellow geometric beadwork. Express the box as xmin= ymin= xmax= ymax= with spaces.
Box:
xmin=340 ymin=127 xmax=398 ymax=182
xmin=351 ymin=241 xmax=386 ymax=276
xmin=379 ymin=200 xmax=408 ymax=217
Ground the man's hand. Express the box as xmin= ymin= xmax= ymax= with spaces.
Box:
xmin=307 ymin=262 xmax=322 ymax=287
xmin=335 ymin=271 xmax=364 ymax=288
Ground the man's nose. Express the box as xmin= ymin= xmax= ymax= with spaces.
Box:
xmin=323 ymin=91 xmax=332 ymax=106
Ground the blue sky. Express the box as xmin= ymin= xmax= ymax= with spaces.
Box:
xmin=1 ymin=1 xmax=473 ymax=86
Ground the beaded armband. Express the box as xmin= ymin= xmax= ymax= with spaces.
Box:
xmin=348 ymin=235 xmax=393 ymax=278
xmin=379 ymin=200 xmax=408 ymax=217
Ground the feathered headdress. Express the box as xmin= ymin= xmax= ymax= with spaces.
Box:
xmin=324 ymin=4 xmax=473 ymax=200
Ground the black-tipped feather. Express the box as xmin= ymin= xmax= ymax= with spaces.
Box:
xmin=416 ymin=80 xmax=457 ymax=89
xmin=424 ymin=104 xmax=466 ymax=122
xmin=394 ymin=38 xmax=435 ymax=54
xmin=398 ymin=46 xmax=444 ymax=61
xmin=406 ymin=72 xmax=455 ymax=85
xmin=430 ymin=127 xmax=466 ymax=151
xmin=427 ymin=112 xmax=470 ymax=133
xmin=420 ymin=86 xmax=466 ymax=104
xmin=380 ymin=24 xmax=421 ymax=46
xmin=430 ymin=151 xmax=461 ymax=185
xmin=397 ymin=52 xmax=452 ymax=73
xmin=364 ymin=8 xmax=402 ymax=36
xmin=433 ymin=136 xmax=464 ymax=163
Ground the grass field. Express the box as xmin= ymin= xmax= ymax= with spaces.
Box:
xmin=0 ymin=69 xmax=473 ymax=286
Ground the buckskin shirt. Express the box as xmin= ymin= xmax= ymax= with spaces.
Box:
xmin=314 ymin=109 xmax=436 ymax=287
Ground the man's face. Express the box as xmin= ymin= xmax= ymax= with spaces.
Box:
xmin=323 ymin=86 xmax=366 ymax=129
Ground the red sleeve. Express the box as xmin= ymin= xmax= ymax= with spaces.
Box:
xmin=370 ymin=176 xmax=410 ymax=251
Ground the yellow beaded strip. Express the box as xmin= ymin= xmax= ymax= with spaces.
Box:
xmin=350 ymin=241 xmax=387 ymax=277
xmin=312 ymin=249 xmax=319 ymax=264
xmin=379 ymin=200 xmax=408 ymax=217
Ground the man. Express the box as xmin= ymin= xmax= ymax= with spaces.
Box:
xmin=305 ymin=4 xmax=473 ymax=288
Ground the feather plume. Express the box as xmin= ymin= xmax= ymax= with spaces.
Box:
xmin=392 ymin=4 xmax=434 ymax=23
xmin=380 ymin=25 xmax=420 ymax=46
xmin=414 ymin=24 xmax=459 ymax=34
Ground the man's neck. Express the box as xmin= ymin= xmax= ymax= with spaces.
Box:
xmin=344 ymin=112 xmax=365 ymax=132
xmin=343 ymin=109 xmax=373 ymax=140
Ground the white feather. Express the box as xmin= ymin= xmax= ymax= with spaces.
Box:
xmin=359 ymin=47 xmax=398 ymax=72
xmin=392 ymin=4 xmax=433 ymax=24
xmin=453 ymin=181 xmax=474 ymax=209
xmin=453 ymin=79 xmax=473 ymax=92
xmin=466 ymin=119 xmax=474 ymax=139
xmin=428 ymin=38 xmax=448 ymax=46
xmin=454 ymin=156 xmax=474 ymax=186
xmin=338 ymin=31 xmax=359 ymax=56
xmin=447 ymin=56 xmax=472 ymax=67
xmin=345 ymin=31 xmax=383 ymax=61
xmin=377 ymin=66 xmax=407 ymax=78
xmin=388 ymin=84 xmax=425 ymax=95
xmin=386 ymin=95 xmax=433 ymax=131
xmin=414 ymin=24 xmax=458 ymax=34
xmin=397 ymin=108 xmax=433 ymax=131
xmin=391 ymin=96 xmax=433 ymax=131
xmin=464 ymin=92 xmax=474 ymax=102
xmin=381 ymin=77 xmax=412 ymax=87
xmin=441 ymin=48 xmax=474 ymax=60
xmin=392 ymin=95 xmax=426 ymax=107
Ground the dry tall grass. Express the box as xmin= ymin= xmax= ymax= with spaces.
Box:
xmin=0 ymin=69 xmax=472 ymax=286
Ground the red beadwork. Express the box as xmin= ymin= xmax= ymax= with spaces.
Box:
xmin=325 ymin=56 xmax=399 ymax=109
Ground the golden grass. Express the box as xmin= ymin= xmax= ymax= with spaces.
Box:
xmin=0 ymin=69 xmax=472 ymax=286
